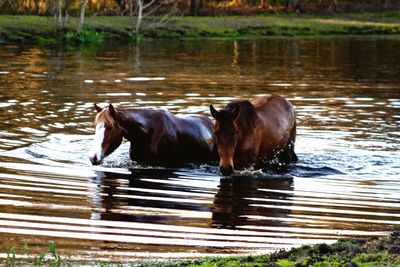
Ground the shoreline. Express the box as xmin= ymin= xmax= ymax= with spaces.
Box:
xmin=2 ymin=231 xmax=400 ymax=266
xmin=0 ymin=13 xmax=400 ymax=45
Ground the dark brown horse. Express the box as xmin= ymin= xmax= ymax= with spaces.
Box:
xmin=210 ymin=95 xmax=297 ymax=176
xmin=88 ymin=103 xmax=216 ymax=165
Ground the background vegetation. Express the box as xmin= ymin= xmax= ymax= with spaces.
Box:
xmin=1 ymin=12 xmax=400 ymax=45
xmin=1 ymin=0 xmax=400 ymax=17
xmin=0 ymin=0 xmax=399 ymax=44
xmin=1 ymin=0 xmax=399 ymax=44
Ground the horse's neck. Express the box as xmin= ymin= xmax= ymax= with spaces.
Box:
xmin=119 ymin=109 xmax=150 ymax=139
xmin=121 ymin=109 xmax=147 ymax=125
xmin=237 ymin=110 xmax=260 ymax=133
xmin=237 ymin=114 xmax=262 ymax=150
xmin=120 ymin=109 xmax=177 ymax=141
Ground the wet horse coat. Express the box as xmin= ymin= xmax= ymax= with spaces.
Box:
xmin=89 ymin=104 xmax=216 ymax=165
xmin=210 ymin=95 xmax=297 ymax=175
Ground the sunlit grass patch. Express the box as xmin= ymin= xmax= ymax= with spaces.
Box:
xmin=310 ymin=17 xmax=400 ymax=28
xmin=1 ymin=12 xmax=400 ymax=44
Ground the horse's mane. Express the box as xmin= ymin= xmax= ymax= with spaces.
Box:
xmin=226 ymin=100 xmax=258 ymax=130
xmin=95 ymin=108 xmax=116 ymax=128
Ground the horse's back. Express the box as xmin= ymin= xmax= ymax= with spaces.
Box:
xmin=122 ymin=108 xmax=215 ymax=165
xmin=178 ymin=114 xmax=214 ymax=144
xmin=252 ymin=95 xmax=295 ymax=131
xmin=252 ymin=95 xmax=294 ymax=116
xmin=170 ymin=114 xmax=216 ymax=163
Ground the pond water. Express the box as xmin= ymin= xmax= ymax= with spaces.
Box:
xmin=0 ymin=37 xmax=399 ymax=262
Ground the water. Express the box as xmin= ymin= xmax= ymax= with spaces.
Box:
xmin=0 ymin=37 xmax=399 ymax=262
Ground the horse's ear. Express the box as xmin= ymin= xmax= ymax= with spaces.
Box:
xmin=109 ymin=103 xmax=118 ymax=120
xmin=231 ymin=104 xmax=240 ymax=121
xmin=94 ymin=103 xmax=102 ymax=113
xmin=210 ymin=105 xmax=219 ymax=120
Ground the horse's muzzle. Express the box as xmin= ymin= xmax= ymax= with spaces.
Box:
xmin=220 ymin=165 xmax=234 ymax=176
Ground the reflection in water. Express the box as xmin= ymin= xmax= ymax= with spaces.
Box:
xmin=212 ymin=177 xmax=293 ymax=229
xmin=97 ymin=169 xmax=213 ymax=224
xmin=0 ymin=37 xmax=400 ymax=261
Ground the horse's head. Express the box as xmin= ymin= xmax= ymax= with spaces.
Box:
xmin=210 ymin=104 xmax=240 ymax=176
xmin=88 ymin=103 xmax=125 ymax=165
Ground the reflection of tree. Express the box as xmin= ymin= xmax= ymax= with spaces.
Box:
xmin=212 ymin=176 xmax=293 ymax=229
xmin=133 ymin=44 xmax=141 ymax=74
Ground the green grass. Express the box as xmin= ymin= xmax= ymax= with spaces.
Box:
xmin=149 ymin=14 xmax=400 ymax=37
xmin=65 ymin=27 xmax=105 ymax=44
xmin=0 ymin=12 xmax=400 ymax=44
xmin=3 ymin=241 xmax=70 ymax=267
xmin=2 ymin=231 xmax=400 ymax=266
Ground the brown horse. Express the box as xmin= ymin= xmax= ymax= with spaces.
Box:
xmin=210 ymin=95 xmax=297 ymax=176
xmin=88 ymin=103 xmax=217 ymax=166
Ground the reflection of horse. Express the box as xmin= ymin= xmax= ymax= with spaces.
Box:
xmin=88 ymin=103 xmax=216 ymax=165
xmin=210 ymin=95 xmax=297 ymax=176
xmin=91 ymin=169 xmax=212 ymax=224
xmin=212 ymin=176 xmax=293 ymax=229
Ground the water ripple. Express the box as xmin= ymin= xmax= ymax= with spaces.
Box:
xmin=0 ymin=37 xmax=400 ymax=261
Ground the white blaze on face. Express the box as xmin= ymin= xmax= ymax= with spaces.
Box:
xmin=88 ymin=122 xmax=105 ymax=163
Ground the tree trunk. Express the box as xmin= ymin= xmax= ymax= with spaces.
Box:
xmin=260 ymin=0 xmax=269 ymax=8
xmin=286 ymin=0 xmax=300 ymax=11
xmin=135 ymin=0 xmax=143 ymax=35
xmin=0 ymin=0 xmax=5 ymax=10
xmin=77 ymin=0 xmax=88 ymax=33
xmin=120 ymin=0 xmax=129 ymax=15
xmin=190 ymin=0 xmax=200 ymax=16
xmin=327 ymin=0 xmax=337 ymax=11
xmin=57 ymin=0 xmax=62 ymax=27
xmin=129 ymin=0 xmax=134 ymax=30
xmin=384 ymin=0 xmax=390 ymax=9
xmin=47 ymin=0 xmax=57 ymax=18
xmin=128 ymin=0 xmax=133 ymax=29
xmin=65 ymin=0 xmax=70 ymax=23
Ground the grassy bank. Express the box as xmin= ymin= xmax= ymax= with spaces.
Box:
xmin=2 ymin=231 xmax=400 ymax=266
xmin=0 ymin=12 xmax=400 ymax=44
xmin=186 ymin=231 xmax=400 ymax=267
